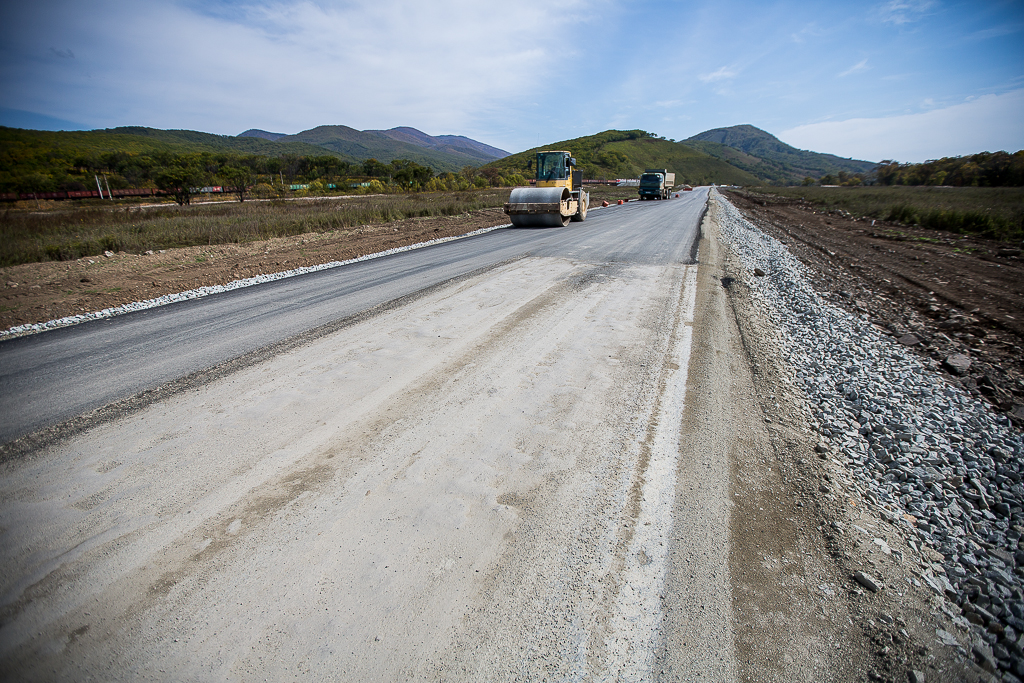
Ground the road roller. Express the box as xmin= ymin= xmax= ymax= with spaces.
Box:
xmin=503 ymin=150 xmax=589 ymax=227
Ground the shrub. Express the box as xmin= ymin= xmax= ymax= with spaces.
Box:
xmin=252 ymin=183 xmax=276 ymax=199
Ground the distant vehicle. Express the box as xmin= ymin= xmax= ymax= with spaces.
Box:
xmin=638 ymin=169 xmax=675 ymax=200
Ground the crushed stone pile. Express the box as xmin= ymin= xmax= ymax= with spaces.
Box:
xmin=714 ymin=189 xmax=1024 ymax=680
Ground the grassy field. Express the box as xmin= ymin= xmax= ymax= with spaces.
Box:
xmin=737 ymin=185 xmax=1024 ymax=242
xmin=0 ymin=189 xmax=511 ymax=267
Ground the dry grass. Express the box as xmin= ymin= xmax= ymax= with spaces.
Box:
xmin=0 ymin=190 xmax=511 ymax=267
xmin=737 ymin=185 xmax=1024 ymax=242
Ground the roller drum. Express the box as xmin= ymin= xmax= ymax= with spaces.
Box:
xmin=505 ymin=186 xmax=572 ymax=228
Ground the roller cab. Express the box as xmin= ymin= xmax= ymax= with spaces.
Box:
xmin=504 ymin=151 xmax=589 ymax=227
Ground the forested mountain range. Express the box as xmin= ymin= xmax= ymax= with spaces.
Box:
xmin=275 ymin=125 xmax=509 ymax=171
xmin=482 ymin=125 xmax=883 ymax=186
xmin=6 ymin=120 xmax=1021 ymax=194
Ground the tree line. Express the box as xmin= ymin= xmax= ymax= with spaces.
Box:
xmin=0 ymin=148 xmax=527 ymax=204
xmin=802 ymin=150 xmax=1024 ymax=188
xmin=874 ymin=151 xmax=1024 ymax=187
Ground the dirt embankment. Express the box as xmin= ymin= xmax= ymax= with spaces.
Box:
xmin=724 ymin=190 xmax=1024 ymax=422
xmin=0 ymin=208 xmax=511 ymax=333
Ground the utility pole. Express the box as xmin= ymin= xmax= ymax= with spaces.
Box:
xmin=95 ymin=174 xmax=105 ymax=199
xmin=103 ymin=175 xmax=113 ymax=200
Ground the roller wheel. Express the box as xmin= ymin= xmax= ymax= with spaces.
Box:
xmin=570 ymin=191 xmax=588 ymax=222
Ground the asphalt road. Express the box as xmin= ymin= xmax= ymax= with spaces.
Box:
xmin=0 ymin=189 xmax=706 ymax=446
xmin=0 ymin=187 xmax=726 ymax=681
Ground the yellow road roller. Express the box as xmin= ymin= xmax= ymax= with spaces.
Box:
xmin=503 ymin=150 xmax=589 ymax=227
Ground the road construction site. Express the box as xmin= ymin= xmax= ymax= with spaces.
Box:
xmin=1 ymin=187 xmax=1021 ymax=681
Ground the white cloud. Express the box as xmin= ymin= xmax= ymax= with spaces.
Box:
xmin=698 ymin=66 xmax=737 ymax=83
xmin=838 ymin=59 xmax=869 ymax=77
xmin=966 ymin=23 xmax=1024 ymax=41
xmin=779 ymin=89 xmax=1024 ymax=162
xmin=0 ymin=0 xmax=592 ymax=143
xmin=878 ymin=0 xmax=936 ymax=25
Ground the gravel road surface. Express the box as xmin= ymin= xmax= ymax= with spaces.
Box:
xmin=0 ymin=192 xmax=722 ymax=680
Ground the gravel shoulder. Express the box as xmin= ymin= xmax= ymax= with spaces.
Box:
xmin=713 ymin=190 xmax=1023 ymax=682
xmin=724 ymin=189 xmax=1024 ymax=421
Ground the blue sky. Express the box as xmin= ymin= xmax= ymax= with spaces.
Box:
xmin=1 ymin=0 xmax=1021 ymax=163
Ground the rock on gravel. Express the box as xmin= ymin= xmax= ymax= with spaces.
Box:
xmin=853 ymin=570 xmax=882 ymax=592
xmin=713 ymin=190 xmax=1024 ymax=680
xmin=944 ymin=353 xmax=973 ymax=376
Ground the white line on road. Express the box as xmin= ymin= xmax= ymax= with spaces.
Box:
xmin=603 ymin=264 xmax=699 ymax=680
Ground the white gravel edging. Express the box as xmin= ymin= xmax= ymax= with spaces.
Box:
xmin=712 ymin=189 xmax=1024 ymax=673
xmin=0 ymin=223 xmax=510 ymax=341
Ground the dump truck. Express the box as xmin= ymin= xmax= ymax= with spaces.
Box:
xmin=503 ymin=150 xmax=589 ymax=227
xmin=638 ymin=169 xmax=675 ymax=200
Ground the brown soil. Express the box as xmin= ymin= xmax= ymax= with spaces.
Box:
xmin=0 ymin=208 xmax=510 ymax=333
xmin=725 ymin=189 xmax=1024 ymax=422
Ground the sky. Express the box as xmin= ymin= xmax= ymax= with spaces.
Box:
xmin=1 ymin=0 xmax=1022 ymax=163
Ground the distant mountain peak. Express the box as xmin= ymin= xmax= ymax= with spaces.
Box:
xmin=687 ymin=124 xmax=788 ymax=151
xmin=368 ymin=127 xmax=510 ymax=160
xmin=684 ymin=124 xmax=877 ymax=183
xmin=238 ymin=129 xmax=286 ymax=141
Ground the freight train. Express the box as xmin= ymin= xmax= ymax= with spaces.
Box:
xmin=0 ymin=187 xmax=169 ymax=202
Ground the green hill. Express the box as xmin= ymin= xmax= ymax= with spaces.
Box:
xmin=685 ymin=124 xmax=877 ymax=184
xmin=483 ymin=130 xmax=761 ymax=186
xmin=93 ymin=127 xmax=350 ymax=158
xmin=280 ymin=125 xmax=501 ymax=172
xmin=0 ymin=126 xmax=360 ymax=193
